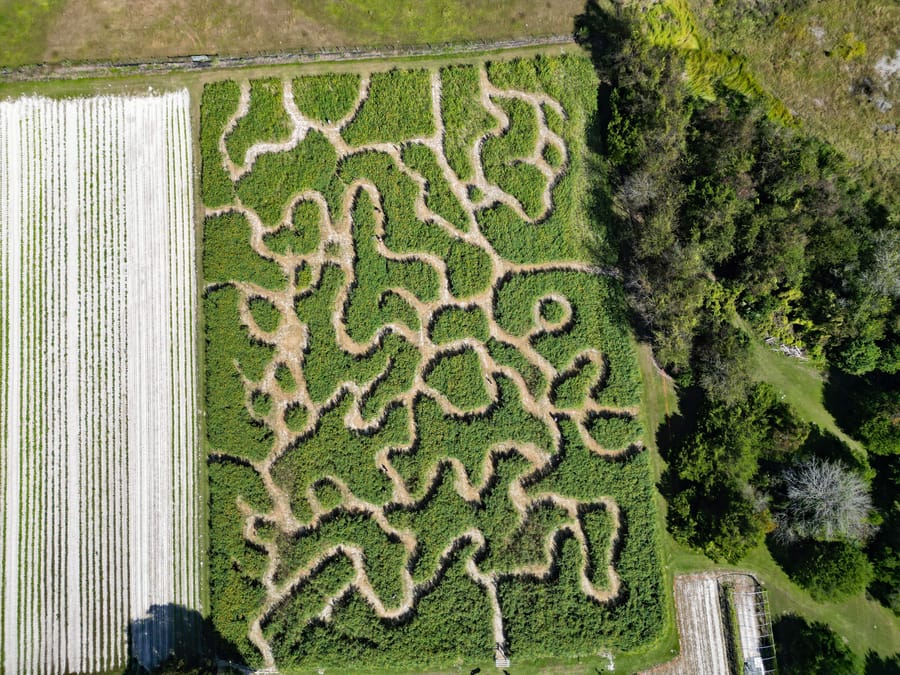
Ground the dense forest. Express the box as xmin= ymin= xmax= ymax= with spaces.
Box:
xmin=578 ymin=0 xmax=899 ymax=661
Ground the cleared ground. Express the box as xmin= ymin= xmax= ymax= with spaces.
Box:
xmin=0 ymin=91 xmax=201 ymax=673
xmin=0 ymin=0 xmax=584 ymax=67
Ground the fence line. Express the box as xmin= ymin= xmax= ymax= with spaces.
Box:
xmin=1 ymin=35 xmax=577 ymax=83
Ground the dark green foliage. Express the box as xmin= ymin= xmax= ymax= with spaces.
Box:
xmin=262 ymin=199 xmax=321 ymax=256
xmin=429 ymin=305 xmax=489 ymax=345
xmin=204 ymin=212 xmax=286 ymax=290
xmin=775 ymin=539 xmax=874 ymax=601
xmin=226 ymin=79 xmax=292 ymax=165
xmin=342 ymin=69 xmax=434 ymax=145
xmin=401 ymin=142 xmax=470 ymax=231
xmin=200 ymin=81 xmax=239 ymax=207
xmin=482 ymin=97 xmax=547 ymax=218
xmin=583 ymin=3 xmax=899 ymax=374
xmin=664 ymin=384 xmax=806 ymax=562
xmin=236 ymin=130 xmax=338 ymax=228
xmin=867 ymin=454 xmax=900 ymax=615
xmin=424 ymin=348 xmax=490 ymax=411
xmin=859 ymin=392 xmax=900 ymax=457
xmin=208 ymin=459 xmax=272 ymax=665
xmin=440 ymin=64 xmax=496 ymax=181
xmin=293 ymin=73 xmax=361 ymax=124
xmin=248 ymin=297 xmax=281 ymax=333
xmin=204 ymin=287 xmax=275 ymax=462
xmin=774 ymin=614 xmax=863 ymax=674
xmin=587 ymin=414 xmax=643 ymax=451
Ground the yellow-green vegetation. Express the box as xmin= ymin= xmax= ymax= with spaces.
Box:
xmin=201 ymin=55 xmax=664 ymax=671
xmin=641 ymin=0 xmax=793 ymax=123
xmin=686 ymin=0 xmax=900 ymax=189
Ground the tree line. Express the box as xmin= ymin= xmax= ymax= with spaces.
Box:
xmin=578 ymin=0 xmax=899 ymax=633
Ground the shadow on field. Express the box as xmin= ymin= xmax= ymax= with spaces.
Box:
xmin=123 ymin=604 xmax=246 ymax=674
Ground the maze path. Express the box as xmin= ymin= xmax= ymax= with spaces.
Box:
xmin=205 ymin=63 xmax=641 ymax=668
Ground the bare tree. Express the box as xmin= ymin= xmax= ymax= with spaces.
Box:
xmin=775 ymin=457 xmax=873 ymax=544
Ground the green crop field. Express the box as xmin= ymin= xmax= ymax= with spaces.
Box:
xmin=201 ymin=54 xmax=665 ymax=671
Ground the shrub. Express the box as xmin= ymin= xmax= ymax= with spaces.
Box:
xmin=778 ymin=540 xmax=874 ymax=601
xmin=773 ymin=614 xmax=862 ymax=675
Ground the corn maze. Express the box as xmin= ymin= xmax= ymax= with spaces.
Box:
xmin=204 ymin=55 xmax=664 ymax=670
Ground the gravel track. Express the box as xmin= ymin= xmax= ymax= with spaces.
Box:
xmin=0 ymin=91 xmax=200 ymax=674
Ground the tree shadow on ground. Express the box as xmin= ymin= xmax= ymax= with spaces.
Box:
xmin=123 ymin=604 xmax=246 ymax=674
xmin=773 ymin=613 xmax=861 ymax=674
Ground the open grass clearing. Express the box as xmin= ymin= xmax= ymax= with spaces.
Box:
xmin=0 ymin=0 xmax=584 ymax=68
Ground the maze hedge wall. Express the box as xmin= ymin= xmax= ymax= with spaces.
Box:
xmin=201 ymin=55 xmax=664 ymax=670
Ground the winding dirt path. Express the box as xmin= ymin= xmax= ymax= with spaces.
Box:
xmin=206 ymin=64 xmax=638 ymax=669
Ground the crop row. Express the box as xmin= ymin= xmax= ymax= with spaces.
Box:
xmin=0 ymin=92 xmax=201 ymax=674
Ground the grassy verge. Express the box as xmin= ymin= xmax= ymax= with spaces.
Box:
xmin=0 ymin=0 xmax=584 ymax=68
xmin=636 ymin=344 xmax=900 ymax=666
xmin=745 ymin=329 xmax=862 ymax=452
